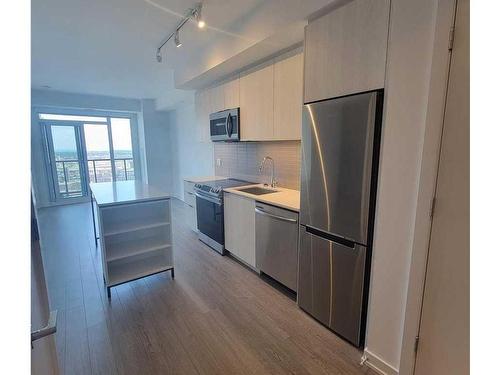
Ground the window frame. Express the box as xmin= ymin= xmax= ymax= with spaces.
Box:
xmin=35 ymin=107 xmax=142 ymax=203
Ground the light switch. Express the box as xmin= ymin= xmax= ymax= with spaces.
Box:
xmin=216 ymin=158 xmax=222 ymax=167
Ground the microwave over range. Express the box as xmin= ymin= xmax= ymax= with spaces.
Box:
xmin=210 ymin=108 xmax=240 ymax=141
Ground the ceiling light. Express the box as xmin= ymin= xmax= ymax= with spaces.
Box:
xmin=155 ymin=2 xmax=205 ymax=62
xmin=194 ymin=3 xmax=205 ymax=28
xmin=174 ymin=29 xmax=182 ymax=47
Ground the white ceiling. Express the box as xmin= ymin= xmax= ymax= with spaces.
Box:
xmin=32 ymin=0 xmax=334 ymax=109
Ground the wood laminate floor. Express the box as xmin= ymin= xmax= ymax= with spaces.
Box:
xmin=37 ymin=199 xmax=375 ymax=375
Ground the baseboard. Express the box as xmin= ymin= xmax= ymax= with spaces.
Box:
xmin=361 ymin=349 xmax=399 ymax=375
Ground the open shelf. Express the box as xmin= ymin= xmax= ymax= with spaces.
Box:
xmin=107 ymin=243 xmax=171 ymax=262
xmin=96 ymin=196 xmax=174 ymax=296
xmin=103 ymin=221 xmax=170 ymax=237
xmin=107 ymin=251 xmax=172 ymax=287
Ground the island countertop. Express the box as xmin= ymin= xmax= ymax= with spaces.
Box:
xmin=90 ymin=181 xmax=170 ymax=207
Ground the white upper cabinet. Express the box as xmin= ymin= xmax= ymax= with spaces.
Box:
xmin=196 ymin=50 xmax=303 ymax=142
xmin=239 ymin=63 xmax=275 ymax=141
xmin=303 ymin=0 xmax=390 ymax=103
xmin=273 ymin=52 xmax=303 ymax=140
xmin=208 ymin=85 xmax=225 ymax=113
xmin=223 ymin=78 xmax=240 ymax=109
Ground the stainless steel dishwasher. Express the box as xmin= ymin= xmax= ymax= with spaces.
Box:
xmin=255 ymin=202 xmax=299 ymax=291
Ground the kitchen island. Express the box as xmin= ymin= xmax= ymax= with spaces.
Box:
xmin=90 ymin=180 xmax=173 ymax=298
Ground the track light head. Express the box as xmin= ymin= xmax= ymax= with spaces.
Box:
xmin=194 ymin=3 xmax=205 ymax=28
xmin=175 ymin=29 xmax=182 ymax=48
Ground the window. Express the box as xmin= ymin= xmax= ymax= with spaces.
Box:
xmin=39 ymin=112 xmax=138 ymax=201
xmin=111 ymin=118 xmax=135 ymax=181
xmin=84 ymin=123 xmax=112 ymax=183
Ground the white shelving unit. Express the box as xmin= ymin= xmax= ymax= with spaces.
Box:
xmin=90 ymin=181 xmax=174 ymax=298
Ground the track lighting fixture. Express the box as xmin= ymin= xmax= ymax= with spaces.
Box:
xmin=155 ymin=2 xmax=205 ymax=62
xmin=194 ymin=3 xmax=205 ymax=28
xmin=175 ymin=29 xmax=182 ymax=48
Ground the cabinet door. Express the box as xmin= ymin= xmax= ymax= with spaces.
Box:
xmin=186 ymin=204 xmax=197 ymax=231
xmin=195 ymin=89 xmax=211 ymax=142
xmin=223 ymin=193 xmax=256 ymax=267
xmin=239 ymin=64 xmax=274 ymax=141
xmin=274 ymin=52 xmax=303 ymax=140
xmin=209 ymin=85 xmax=225 ymax=113
xmin=223 ymin=78 xmax=240 ymax=109
xmin=303 ymin=0 xmax=390 ymax=102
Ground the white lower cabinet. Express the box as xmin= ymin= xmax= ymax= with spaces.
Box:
xmin=184 ymin=180 xmax=198 ymax=232
xmin=223 ymin=192 xmax=256 ymax=268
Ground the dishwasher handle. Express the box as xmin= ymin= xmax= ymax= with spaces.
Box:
xmin=255 ymin=207 xmax=297 ymax=223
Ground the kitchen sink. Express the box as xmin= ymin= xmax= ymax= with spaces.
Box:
xmin=237 ymin=186 xmax=277 ymax=195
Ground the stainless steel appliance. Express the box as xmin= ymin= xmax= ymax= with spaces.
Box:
xmin=194 ymin=179 xmax=252 ymax=253
xmin=298 ymin=90 xmax=384 ymax=347
xmin=210 ymin=108 xmax=240 ymax=141
xmin=255 ymin=203 xmax=299 ymax=291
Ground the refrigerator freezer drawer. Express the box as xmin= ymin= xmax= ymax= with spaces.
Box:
xmin=297 ymin=225 xmax=367 ymax=346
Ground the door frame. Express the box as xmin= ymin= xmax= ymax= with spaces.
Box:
xmin=41 ymin=121 xmax=89 ymax=203
xmin=34 ymin=107 xmax=143 ymax=205
xmin=398 ymin=0 xmax=461 ymax=374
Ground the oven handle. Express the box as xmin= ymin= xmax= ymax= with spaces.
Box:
xmin=194 ymin=191 xmax=222 ymax=205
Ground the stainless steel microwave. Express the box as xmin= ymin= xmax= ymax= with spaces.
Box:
xmin=209 ymin=108 xmax=240 ymax=141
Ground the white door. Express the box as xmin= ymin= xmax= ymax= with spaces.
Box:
xmin=31 ymin=196 xmax=59 ymax=374
xmin=414 ymin=0 xmax=469 ymax=374
xmin=43 ymin=123 xmax=88 ymax=200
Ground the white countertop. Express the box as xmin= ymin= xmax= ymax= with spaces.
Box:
xmin=184 ymin=175 xmax=227 ymax=183
xmin=90 ymin=181 xmax=170 ymax=207
xmin=224 ymin=184 xmax=300 ymax=212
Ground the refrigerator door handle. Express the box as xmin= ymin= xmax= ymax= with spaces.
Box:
xmin=305 ymin=225 xmax=356 ymax=249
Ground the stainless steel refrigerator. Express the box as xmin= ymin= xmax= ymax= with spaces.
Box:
xmin=298 ymin=90 xmax=384 ymax=347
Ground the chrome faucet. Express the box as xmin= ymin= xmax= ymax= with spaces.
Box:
xmin=259 ymin=156 xmax=277 ymax=188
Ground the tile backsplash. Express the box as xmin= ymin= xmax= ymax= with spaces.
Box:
xmin=213 ymin=141 xmax=301 ymax=190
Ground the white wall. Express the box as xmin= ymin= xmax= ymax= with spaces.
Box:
xmin=363 ymin=0 xmax=449 ymax=373
xmin=167 ymin=98 xmax=214 ymax=199
xmin=141 ymin=99 xmax=172 ymax=191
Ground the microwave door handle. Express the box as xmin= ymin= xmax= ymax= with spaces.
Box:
xmin=225 ymin=113 xmax=231 ymax=138
xmin=227 ymin=114 xmax=233 ymax=137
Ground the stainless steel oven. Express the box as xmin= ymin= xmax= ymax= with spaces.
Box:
xmin=210 ymin=108 xmax=240 ymax=141
xmin=194 ymin=189 xmax=225 ymax=253
xmin=194 ymin=179 xmax=253 ymax=254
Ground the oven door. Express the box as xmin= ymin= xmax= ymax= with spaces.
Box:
xmin=195 ymin=191 xmax=225 ymax=248
xmin=210 ymin=108 xmax=239 ymax=141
